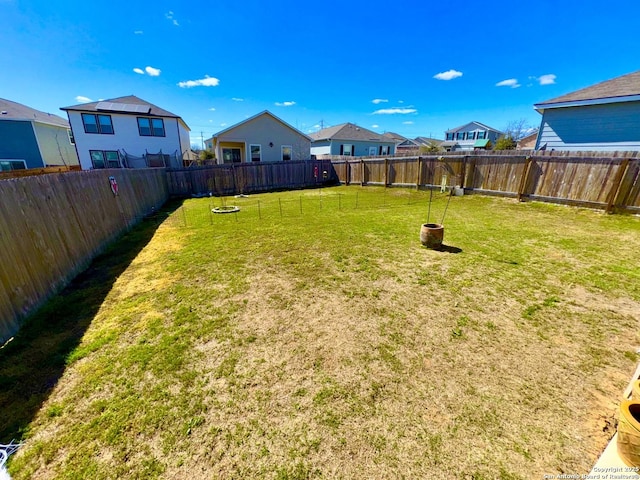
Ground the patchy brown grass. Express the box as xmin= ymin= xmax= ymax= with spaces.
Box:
xmin=7 ymin=187 xmax=640 ymax=479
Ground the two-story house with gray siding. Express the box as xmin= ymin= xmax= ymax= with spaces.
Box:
xmin=442 ymin=122 xmax=503 ymax=151
xmin=310 ymin=123 xmax=396 ymax=157
xmin=534 ymin=70 xmax=640 ymax=151
xmin=0 ymin=98 xmax=79 ymax=171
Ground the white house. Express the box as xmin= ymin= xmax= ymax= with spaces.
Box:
xmin=206 ymin=111 xmax=311 ymax=163
xmin=61 ymin=95 xmax=191 ymax=170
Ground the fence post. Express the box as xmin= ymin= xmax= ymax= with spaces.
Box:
xmin=384 ymin=158 xmax=389 ymax=188
xmin=416 ymin=156 xmax=422 ymax=190
xmin=605 ymin=158 xmax=631 ymax=213
xmin=361 ymin=159 xmax=365 ymax=186
xmin=346 ymin=161 xmax=350 ymax=186
xmin=460 ymin=156 xmax=467 ymax=189
xmin=517 ymin=156 xmax=534 ymax=202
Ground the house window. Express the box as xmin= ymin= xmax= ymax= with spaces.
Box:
xmin=446 ymin=133 xmax=454 ymax=141
xmin=341 ymin=144 xmax=353 ymax=156
xmin=0 ymin=160 xmax=27 ymax=171
xmin=222 ymin=148 xmax=242 ymax=163
xmin=379 ymin=145 xmax=390 ymax=155
xmin=250 ymin=144 xmax=261 ymax=162
xmin=281 ymin=145 xmax=292 ymax=161
xmin=369 ymin=146 xmax=377 ymax=156
xmin=82 ymin=113 xmax=114 ymax=134
xmin=137 ymin=117 xmax=165 ymax=137
xmin=67 ymin=129 xmax=75 ymax=144
xmin=467 ymin=132 xmax=475 ymax=140
xmin=90 ymin=150 xmax=121 ymax=169
xmin=477 ymin=131 xmax=486 ymax=140
xmin=456 ymin=132 xmax=464 ymax=140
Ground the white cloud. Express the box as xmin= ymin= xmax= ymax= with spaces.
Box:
xmin=372 ymin=108 xmax=417 ymax=115
xmin=372 ymin=99 xmax=388 ymax=104
xmin=398 ymin=100 xmax=404 ymax=104
xmin=133 ymin=68 xmax=144 ymax=75
xmin=220 ymin=123 xmax=227 ymax=127
xmin=538 ymin=74 xmax=556 ymax=85
xmin=134 ymin=30 xmax=143 ymax=35
xmin=402 ymin=121 xmax=414 ymax=125
xmin=433 ymin=69 xmax=463 ymax=81
xmin=75 ymin=95 xmax=92 ymax=103
xmin=371 ymin=124 xmax=379 ymax=128
xmin=145 ymin=66 xmax=161 ymax=76
xmin=209 ymin=107 xmax=216 ymax=111
xmin=275 ymin=101 xmax=296 ymax=107
xmin=496 ymin=78 xmax=520 ymax=88
xmin=313 ymin=124 xmax=320 ymax=129
xmin=177 ymin=75 xmax=220 ymax=88
xmin=165 ymin=11 xmax=179 ymax=26
xmin=231 ymin=97 xmax=243 ymax=101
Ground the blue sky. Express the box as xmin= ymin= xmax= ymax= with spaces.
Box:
xmin=2 ymin=0 xmax=640 ymax=147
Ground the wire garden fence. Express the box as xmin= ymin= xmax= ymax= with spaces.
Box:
xmin=155 ymin=187 xmax=455 ymax=229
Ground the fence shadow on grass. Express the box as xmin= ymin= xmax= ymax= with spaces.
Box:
xmin=0 ymin=199 xmax=183 ymax=443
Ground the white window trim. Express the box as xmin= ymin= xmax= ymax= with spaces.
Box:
xmin=249 ymin=144 xmax=262 ymax=162
xmin=343 ymin=144 xmax=353 ymax=156
xmin=281 ymin=145 xmax=292 ymax=161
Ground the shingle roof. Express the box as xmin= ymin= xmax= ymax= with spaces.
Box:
xmin=61 ymin=95 xmax=181 ymax=119
xmin=445 ymin=121 xmax=502 ymax=134
xmin=0 ymin=98 xmax=70 ymax=128
xmin=414 ymin=136 xmax=443 ymax=145
xmin=536 ymin=70 xmax=640 ymax=106
xmin=382 ymin=132 xmax=407 ymax=142
xmin=310 ymin=123 xmax=391 ymax=142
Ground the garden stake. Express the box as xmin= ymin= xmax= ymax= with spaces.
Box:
xmin=440 ymin=185 xmax=455 ymax=225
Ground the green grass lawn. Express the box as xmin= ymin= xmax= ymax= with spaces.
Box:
xmin=4 ymin=186 xmax=640 ymax=479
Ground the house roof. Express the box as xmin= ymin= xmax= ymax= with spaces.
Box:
xmin=61 ymin=95 xmax=182 ymax=119
xmin=414 ymin=136 xmax=443 ymax=145
xmin=535 ymin=70 xmax=640 ymax=108
xmin=445 ymin=121 xmax=502 ymax=134
xmin=381 ymin=132 xmax=407 ymax=142
xmin=211 ymin=110 xmax=312 ymax=141
xmin=310 ymin=123 xmax=392 ymax=143
xmin=0 ymin=98 xmax=70 ymax=128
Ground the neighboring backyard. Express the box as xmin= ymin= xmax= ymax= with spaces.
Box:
xmin=3 ymin=186 xmax=640 ymax=479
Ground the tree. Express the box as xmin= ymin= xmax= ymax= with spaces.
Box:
xmin=503 ymin=118 xmax=532 ymax=141
xmin=494 ymin=135 xmax=517 ymax=150
xmin=419 ymin=141 xmax=442 ymax=154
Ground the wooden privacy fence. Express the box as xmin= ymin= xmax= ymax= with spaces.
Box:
xmin=0 ymin=168 xmax=169 ymax=342
xmin=332 ymin=155 xmax=640 ymax=213
xmin=166 ymin=159 xmax=337 ymax=197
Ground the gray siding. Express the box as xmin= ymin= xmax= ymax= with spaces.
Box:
xmin=0 ymin=120 xmax=44 ymax=168
xmin=33 ymin=122 xmax=79 ymax=167
xmin=536 ymin=101 xmax=640 ymax=151
xmin=329 ymin=140 xmax=396 ymax=156
xmin=218 ymin=114 xmax=310 ymax=162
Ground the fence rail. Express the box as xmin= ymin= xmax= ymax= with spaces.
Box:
xmin=331 ymin=155 xmax=640 ymax=213
xmin=166 ymin=159 xmax=337 ymax=197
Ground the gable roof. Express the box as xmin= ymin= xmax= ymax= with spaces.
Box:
xmin=0 ymin=98 xmax=69 ymax=128
xmin=212 ymin=110 xmax=312 ymax=141
xmin=535 ymin=70 xmax=640 ymax=109
xmin=61 ymin=95 xmax=182 ymax=119
xmin=445 ymin=121 xmax=502 ymax=134
xmin=310 ymin=123 xmax=392 ymax=142
xmin=415 ymin=136 xmax=443 ymax=145
xmin=381 ymin=132 xmax=407 ymax=142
